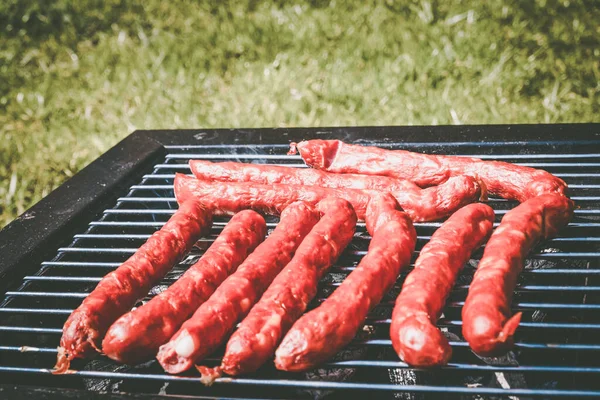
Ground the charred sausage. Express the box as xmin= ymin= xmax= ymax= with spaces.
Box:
xmin=189 ymin=160 xmax=483 ymax=222
xmin=102 ymin=210 xmax=267 ymax=365
xmin=275 ymin=193 xmax=416 ymax=372
xmin=390 ymin=203 xmax=494 ymax=367
xmin=54 ymin=200 xmax=212 ymax=373
xmin=156 ymin=201 xmax=320 ymax=374
xmin=219 ymin=197 xmax=357 ymax=376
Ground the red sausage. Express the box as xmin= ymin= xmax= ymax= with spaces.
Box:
xmin=294 ymin=140 xmax=449 ymax=187
xmin=462 ymin=194 xmax=574 ymax=356
xmin=102 ymin=210 xmax=267 ymax=365
xmin=220 ymin=197 xmax=357 ymax=376
xmin=156 ymin=202 xmax=320 ymax=374
xmin=53 ymin=200 xmax=212 ymax=373
xmin=390 ymin=203 xmax=494 ymax=367
xmin=189 ymin=159 xmax=421 ymax=191
xmin=189 ymin=160 xmax=483 ymax=222
xmin=294 ymin=140 xmax=567 ymax=201
xmin=175 ymin=173 xmax=371 ymax=219
xmin=275 ymin=193 xmax=416 ymax=372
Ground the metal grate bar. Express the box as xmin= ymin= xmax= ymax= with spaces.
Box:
xmin=4 ymin=341 xmax=600 ymax=353
xmin=152 ymin=162 xmax=600 ymax=169
xmin=87 ymin=220 xmax=600 ymax=229
xmin=0 ymin=308 xmax=72 ymax=315
xmin=0 ymin=367 xmax=599 ymax=397
xmin=18 ymin=276 xmax=600 ymax=293
xmin=163 ymin=139 xmax=600 ymax=148
xmin=33 ymin=261 xmax=600 ymax=276
xmin=141 ymin=172 xmax=600 ymax=182
xmin=116 ymin=195 xmax=600 ymax=204
xmin=1 ymin=309 xmax=599 ymax=331
xmin=165 ymin=153 xmax=600 ymax=160
xmin=101 ymin=207 xmax=599 ymax=217
xmin=6 ymin=298 xmax=600 ymax=314
xmin=70 ymin=232 xmax=600 ymax=244
xmin=331 ymin=266 xmax=600 ymax=275
xmin=54 ymin=246 xmax=600 ymax=259
xmin=0 ymin=326 xmax=62 ymax=333
xmin=40 ymin=261 xmax=121 ymax=267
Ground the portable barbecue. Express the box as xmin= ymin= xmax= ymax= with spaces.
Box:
xmin=0 ymin=124 xmax=599 ymax=399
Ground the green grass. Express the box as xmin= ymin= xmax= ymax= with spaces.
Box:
xmin=0 ymin=0 xmax=599 ymax=227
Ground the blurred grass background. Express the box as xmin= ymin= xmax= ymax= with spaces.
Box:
xmin=0 ymin=0 xmax=599 ymax=227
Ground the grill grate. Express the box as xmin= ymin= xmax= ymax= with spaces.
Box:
xmin=1 ymin=133 xmax=600 ymax=399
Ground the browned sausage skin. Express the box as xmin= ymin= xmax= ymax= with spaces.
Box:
xmin=54 ymin=200 xmax=212 ymax=373
xmin=293 ymin=139 xmax=567 ymax=201
xmin=219 ymin=198 xmax=357 ymax=376
xmin=189 ymin=160 xmax=482 ymax=222
xmin=102 ymin=210 xmax=267 ymax=365
xmin=157 ymin=201 xmax=320 ymax=374
xmin=275 ymin=193 xmax=416 ymax=372
xmin=462 ymin=194 xmax=574 ymax=356
xmin=391 ymin=203 xmax=494 ymax=367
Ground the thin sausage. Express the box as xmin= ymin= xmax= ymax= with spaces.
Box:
xmin=189 ymin=160 xmax=483 ymax=222
xmin=462 ymin=194 xmax=574 ymax=356
xmin=293 ymin=140 xmax=567 ymax=201
xmin=102 ymin=210 xmax=267 ymax=365
xmin=156 ymin=201 xmax=320 ymax=374
xmin=390 ymin=203 xmax=494 ymax=367
xmin=54 ymin=200 xmax=212 ymax=373
xmin=189 ymin=159 xmax=422 ymax=191
xmin=174 ymin=173 xmax=372 ymax=219
xmin=220 ymin=198 xmax=357 ymax=376
xmin=275 ymin=193 xmax=416 ymax=372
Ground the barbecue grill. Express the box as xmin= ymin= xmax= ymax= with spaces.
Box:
xmin=1 ymin=124 xmax=599 ymax=399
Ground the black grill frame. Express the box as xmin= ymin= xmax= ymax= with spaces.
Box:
xmin=1 ymin=124 xmax=600 ymax=399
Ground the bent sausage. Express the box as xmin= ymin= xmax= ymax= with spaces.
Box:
xmin=157 ymin=201 xmax=320 ymax=374
xmin=102 ymin=210 xmax=267 ymax=365
xmin=293 ymin=140 xmax=567 ymax=201
xmin=189 ymin=160 xmax=483 ymax=222
xmin=462 ymin=194 xmax=574 ymax=356
xmin=54 ymin=200 xmax=212 ymax=373
xmin=174 ymin=173 xmax=372 ymax=219
xmin=220 ymin=198 xmax=357 ymax=376
xmin=275 ymin=193 xmax=416 ymax=372
xmin=391 ymin=203 xmax=494 ymax=367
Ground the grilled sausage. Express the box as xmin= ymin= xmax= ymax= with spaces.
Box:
xmin=462 ymin=194 xmax=574 ymax=356
xmin=53 ymin=200 xmax=212 ymax=373
xmin=175 ymin=173 xmax=372 ymax=219
xmin=189 ymin=160 xmax=483 ymax=222
xmin=219 ymin=197 xmax=357 ymax=376
xmin=102 ymin=210 xmax=267 ymax=365
xmin=156 ymin=201 xmax=320 ymax=374
xmin=275 ymin=193 xmax=416 ymax=372
xmin=293 ymin=140 xmax=567 ymax=201
xmin=390 ymin=203 xmax=494 ymax=367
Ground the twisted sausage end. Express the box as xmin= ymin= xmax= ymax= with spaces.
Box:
xmin=463 ymin=312 xmax=522 ymax=357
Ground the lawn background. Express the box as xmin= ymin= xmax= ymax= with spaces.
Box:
xmin=0 ymin=0 xmax=598 ymax=227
